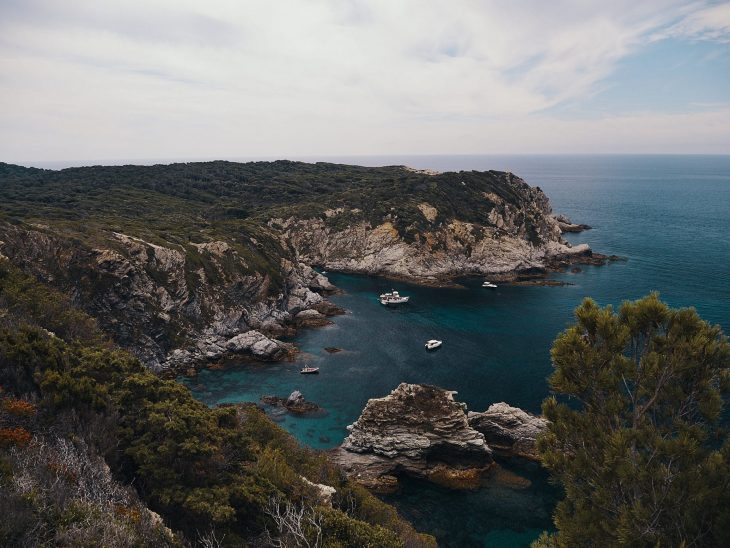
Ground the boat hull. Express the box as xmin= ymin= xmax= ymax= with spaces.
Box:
xmin=380 ymin=297 xmax=410 ymax=305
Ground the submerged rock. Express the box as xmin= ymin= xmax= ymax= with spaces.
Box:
xmin=261 ymin=390 xmax=325 ymax=416
xmin=468 ymin=402 xmax=548 ymax=460
xmin=332 ymin=383 xmax=493 ymax=492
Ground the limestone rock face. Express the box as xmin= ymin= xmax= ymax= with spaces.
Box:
xmin=468 ymin=402 xmax=548 ymax=460
xmin=280 ymin=175 xmax=597 ymax=285
xmin=224 ymin=330 xmax=291 ymax=361
xmin=333 ymin=384 xmax=493 ymax=491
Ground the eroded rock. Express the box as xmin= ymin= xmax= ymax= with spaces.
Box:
xmin=332 ymin=383 xmax=493 ymax=492
xmin=468 ymin=402 xmax=548 ymax=460
xmin=283 ymin=174 xmax=598 ymax=286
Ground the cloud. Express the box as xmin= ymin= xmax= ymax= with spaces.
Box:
xmin=0 ymin=0 xmax=728 ymax=162
xmin=653 ymin=2 xmax=730 ymax=43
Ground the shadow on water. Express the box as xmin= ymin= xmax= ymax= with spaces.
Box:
xmin=381 ymin=456 xmax=561 ymax=548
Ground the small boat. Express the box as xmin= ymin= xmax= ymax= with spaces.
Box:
xmin=380 ymin=290 xmax=410 ymax=305
xmin=425 ymin=339 xmax=443 ymax=351
xmin=482 ymin=281 xmax=498 ymax=288
xmin=300 ymin=367 xmax=319 ymax=374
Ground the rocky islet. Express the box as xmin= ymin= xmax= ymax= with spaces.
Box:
xmin=331 ymin=383 xmax=548 ymax=492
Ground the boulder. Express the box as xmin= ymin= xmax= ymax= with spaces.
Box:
xmin=293 ymin=309 xmax=331 ymax=328
xmin=468 ymin=402 xmax=548 ymax=460
xmin=225 ymin=330 xmax=291 ymax=361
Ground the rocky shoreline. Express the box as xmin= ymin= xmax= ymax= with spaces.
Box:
xmin=0 ymin=204 xmax=607 ymax=376
xmin=280 ymin=173 xmax=605 ymax=287
xmin=0 ymin=162 xmax=612 ymax=376
xmin=0 ymin=221 xmax=347 ymax=374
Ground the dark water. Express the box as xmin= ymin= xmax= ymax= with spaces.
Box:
xmin=182 ymin=155 xmax=730 ymax=547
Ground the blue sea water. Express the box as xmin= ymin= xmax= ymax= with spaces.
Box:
xmin=182 ymin=155 xmax=730 ymax=547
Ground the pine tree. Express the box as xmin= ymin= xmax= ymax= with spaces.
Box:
xmin=538 ymin=293 xmax=730 ymax=547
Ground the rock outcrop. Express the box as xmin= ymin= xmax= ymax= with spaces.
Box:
xmin=468 ymin=402 xmax=548 ymax=460
xmin=300 ymin=476 xmax=336 ymax=506
xmin=261 ymin=390 xmax=325 ymax=416
xmin=553 ymin=214 xmax=591 ymax=233
xmin=332 ymin=384 xmax=493 ymax=492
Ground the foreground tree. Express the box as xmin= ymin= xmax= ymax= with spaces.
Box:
xmin=537 ymin=293 xmax=730 ymax=547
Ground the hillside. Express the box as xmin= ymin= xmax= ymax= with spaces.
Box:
xmin=0 ymin=259 xmax=435 ymax=546
xmin=0 ymin=160 xmax=597 ymax=370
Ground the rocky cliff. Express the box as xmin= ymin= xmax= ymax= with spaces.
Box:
xmin=277 ymin=170 xmax=597 ymax=285
xmin=0 ymin=221 xmax=341 ymax=372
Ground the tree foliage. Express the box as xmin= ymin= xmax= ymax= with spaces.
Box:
xmin=538 ymin=293 xmax=730 ymax=547
xmin=0 ymin=260 xmax=435 ymax=546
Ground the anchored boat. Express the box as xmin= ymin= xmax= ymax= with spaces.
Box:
xmin=482 ymin=281 xmax=497 ymax=288
xmin=425 ymin=339 xmax=443 ymax=351
xmin=300 ymin=366 xmax=320 ymax=374
xmin=380 ymin=290 xmax=410 ymax=305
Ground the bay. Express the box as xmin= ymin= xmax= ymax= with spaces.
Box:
xmin=182 ymin=154 xmax=730 ymax=547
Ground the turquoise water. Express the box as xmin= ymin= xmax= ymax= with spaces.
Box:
xmin=182 ymin=155 xmax=730 ymax=547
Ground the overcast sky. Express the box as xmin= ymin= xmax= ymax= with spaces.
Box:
xmin=1 ymin=0 xmax=729 ymax=164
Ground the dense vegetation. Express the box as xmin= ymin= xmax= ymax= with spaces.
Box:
xmin=0 ymin=160 xmax=541 ymax=252
xmin=0 ymin=259 xmax=435 ymax=547
xmin=535 ymin=294 xmax=730 ymax=547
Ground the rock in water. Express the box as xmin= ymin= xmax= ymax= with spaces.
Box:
xmin=260 ymin=391 xmax=325 ymax=416
xmin=468 ymin=402 xmax=548 ymax=460
xmin=286 ymin=390 xmax=303 ymax=406
xmin=553 ymin=214 xmax=592 ymax=233
xmin=332 ymin=383 xmax=493 ymax=492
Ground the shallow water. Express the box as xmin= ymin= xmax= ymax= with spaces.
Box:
xmin=182 ymin=155 xmax=730 ymax=547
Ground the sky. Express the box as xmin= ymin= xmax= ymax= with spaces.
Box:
xmin=1 ymin=0 xmax=729 ymax=164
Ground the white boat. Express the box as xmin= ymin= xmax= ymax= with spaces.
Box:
xmin=300 ymin=366 xmax=319 ymax=374
xmin=380 ymin=290 xmax=410 ymax=305
xmin=482 ymin=281 xmax=498 ymax=288
xmin=425 ymin=339 xmax=442 ymax=350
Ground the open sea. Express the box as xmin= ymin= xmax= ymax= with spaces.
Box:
xmin=182 ymin=155 xmax=730 ymax=547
